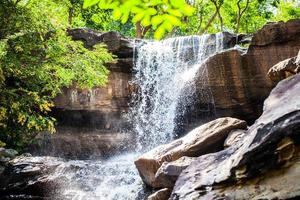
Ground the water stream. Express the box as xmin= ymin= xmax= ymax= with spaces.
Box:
xmin=13 ymin=33 xmax=227 ymax=200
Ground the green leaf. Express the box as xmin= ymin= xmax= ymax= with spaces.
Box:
xmin=151 ymin=15 xmax=164 ymax=26
xmin=164 ymin=14 xmax=181 ymax=26
xmin=162 ymin=21 xmax=173 ymax=31
xmin=112 ymin=8 xmax=122 ymax=20
xmin=83 ymin=0 xmax=99 ymax=9
xmin=141 ymin=15 xmax=151 ymax=26
xmin=181 ymin=5 xmax=195 ymax=16
xmin=170 ymin=0 xmax=185 ymax=8
xmin=132 ymin=12 xmax=145 ymax=23
xmin=154 ymin=25 xmax=166 ymax=40
xmin=167 ymin=9 xmax=183 ymax=17
xmin=121 ymin=11 xmax=130 ymax=24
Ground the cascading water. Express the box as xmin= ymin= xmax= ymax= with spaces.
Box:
xmin=130 ymin=33 xmax=225 ymax=150
xmin=6 ymin=33 xmax=227 ymax=200
xmin=55 ymin=33 xmax=226 ymax=200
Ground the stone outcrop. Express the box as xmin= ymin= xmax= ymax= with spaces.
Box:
xmin=134 ymin=117 xmax=247 ymax=188
xmin=147 ymin=188 xmax=172 ymax=200
xmin=154 ymin=157 xmax=197 ymax=188
xmin=54 ymin=20 xmax=300 ymax=139
xmin=170 ymin=73 xmax=300 ymax=200
xmin=190 ymin=19 xmax=300 ymax=127
xmin=53 ymin=29 xmax=134 ymax=131
xmin=224 ymin=129 xmax=246 ymax=148
xmin=0 ymin=155 xmax=64 ymax=198
xmin=268 ymin=50 xmax=300 ymax=82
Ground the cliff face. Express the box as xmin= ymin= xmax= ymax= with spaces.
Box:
xmin=53 ymin=30 xmax=134 ymax=131
xmin=52 ymin=20 xmax=300 ymax=144
xmin=193 ymin=19 xmax=300 ymax=125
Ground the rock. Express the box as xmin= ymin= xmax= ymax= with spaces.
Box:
xmin=67 ymin=28 xmax=134 ymax=58
xmin=268 ymin=50 xmax=300 ymax=82
xmin=224 ymin=129 xmax=246 ymax=148
xmin=187 ymin=19 xmax=300 ymax=130
xmin=147 ymin=188 xmax=172 ymax=200
xmin=0 ymin=156 xmax=64 ymax=198
xmin=170 ymin=73 xmax=300 ymax=200
xmin=251 ymin=19 xmax=300 ymax=46
xmin=154 ymin=157 xmax=197 ymax=188
xmin=54 ymin=29 xmax=134 ymax=131
xmin=0 ymin=148 xmax=18 ymax=159
xmin=29 ymin=129 xmax=135 ymax=159
xmin=134 ymin=117 xmax=247 ymax=188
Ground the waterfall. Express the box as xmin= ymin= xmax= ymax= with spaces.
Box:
xmin=10 ymin=33 xmax=227 ymax=200
xmin=130 ymin=33 xmax=225 ymax=150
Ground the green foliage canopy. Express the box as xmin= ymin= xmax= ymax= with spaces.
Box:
xmin=0 ymin=0 xmax=114 ymax=150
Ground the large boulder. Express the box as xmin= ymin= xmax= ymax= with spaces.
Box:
xmin=134 ymin=117 xmax=247 ymax=188
xmin=170 ymin=73 xmax=300 ymax=199
xmin=0 ymin=155 xmax=64 ymax=198
xmin=268 ymin=50 xmax=300 ymax=82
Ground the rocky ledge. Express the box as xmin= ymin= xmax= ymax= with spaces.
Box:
xmin=136 ymin=62 xmax=300 ymax=199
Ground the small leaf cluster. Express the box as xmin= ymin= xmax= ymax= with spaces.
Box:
xmin=83 ymin=0 xmax=195 ymax=39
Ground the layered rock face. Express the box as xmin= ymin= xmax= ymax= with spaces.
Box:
xmin=192 ymin=19 xmax=300 ymax=125
xmin=32 ymin=30 xmax=135 ymax=158
xmin=53 ymin=30 xmax=134 ymax=131
xmin=170 ymin=72 xmax=300 ymax=200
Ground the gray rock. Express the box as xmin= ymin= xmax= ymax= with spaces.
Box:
xmin=147 ymin=188 xmax=171 ymax=200
xmin=154 ymin=157 xmax=197 ymax=188
xmin=224 ymin=129 xmax=246 ymax=148
xmin=135 ymin=117 xmax=247 ymax=188
xmin=170 ymin=73 xmax=300 ymax=200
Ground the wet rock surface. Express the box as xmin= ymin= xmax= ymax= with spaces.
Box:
xmin=0 ymin=156 xmax=64 ymax=199
xmin=170 ymin=73 xmax=300 ymax=200
xmin=134 ymin=117 xmax=247 ymax=188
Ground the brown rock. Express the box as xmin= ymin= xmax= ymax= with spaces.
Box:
xmin=191 ymin=20 xmax=300 ymax=127
xmin=54 ymin=30 xmax=134 ymax=131
xmin=155 ymin=157 xmax=197 ymax=188
xmin=170 ymin=73 xmax=300 ymax=200
xmin=147 ymin=188 xmax=172 ymax=200
xmin=251 ymin=19 xmax=300 ymax=46
xmin=267 ymin=50 xmax=300 ymax=82
xmin=134 ymin=117 xmax=247 ymax=188
xmin=224 ymin=129 xmax=246 ymax=148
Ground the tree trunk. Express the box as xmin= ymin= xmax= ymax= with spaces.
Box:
xmin=136 ymin=22 xmax=143 ymax=38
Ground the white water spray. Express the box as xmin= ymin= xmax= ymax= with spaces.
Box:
xmin=130 ymin=33 xmax=225 ymax=150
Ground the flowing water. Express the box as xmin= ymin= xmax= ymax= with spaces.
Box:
xmin=130 ymin=33 xmax=224 ymax=150
xmin=12 ymin=33 xmax=227 ymax=200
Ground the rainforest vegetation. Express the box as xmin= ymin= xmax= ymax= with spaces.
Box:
xmin=0 ymin=0 xmax=299 ymax=150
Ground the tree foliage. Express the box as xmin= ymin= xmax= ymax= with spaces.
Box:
xmin=83 ymin=0 xmax=195 ymax=39
xmin=0 ymin=0 xmax=114 ymax=150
